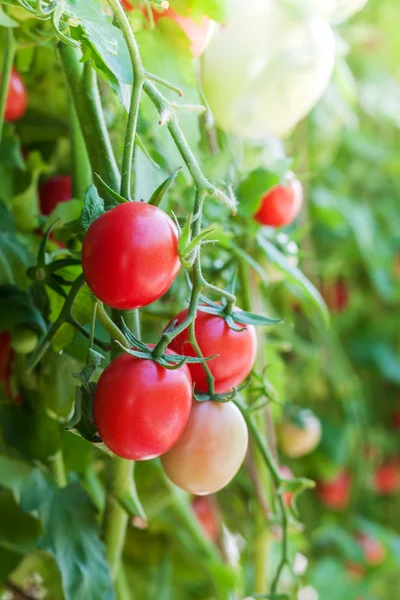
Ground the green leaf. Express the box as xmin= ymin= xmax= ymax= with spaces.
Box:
xmin=0 ymin=546 xmax=20 ymax=581
xmin=257 ymin=234 xmax=330 ymax=326
xmin=11 ymin=151 xmax=49 ymax=232
xmin=71 ymin=283 xmax=95 ymax=327
xmin=0 ymin=285 xmax=46 ymax=334
xmin=94 ymin=173 xmax=127 ymax=205
xmin=0 ymin=453 xmax=34 ymax=502
xmin=237 ymin=168 xmax=281 ymax=218
xmin=149 ymin=167 xmax=182 ymax=207
xmin=39 ymin=352 xmax=81 ymax=422
xmin=0 ymin=232 xmax=34 ymax=288
xmin=0 ymin=130 xmax=25 ymax=170
xmin=80 ymin=185 xmax=105 ymax=232
xmin=0 ymin=6 xmax=19 ymax=26
xmin=231 ymin=309 xmax=282 ymax=327
xmin=20 ymin=470 xmax=114 ymax=600
xmin=0 ymin=489 xmax=41 ymax=554
xmin=51 ymin=322 xmax=76 ymax=352
xmin=167 ymin=0 xmax=229 ymax=22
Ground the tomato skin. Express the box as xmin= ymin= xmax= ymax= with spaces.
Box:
xmin=191 ymin=495 xmax=220 ymax=541
xmin=94 ymin=349 xmax=192 ymax=460
xmin=279 ymin=412 xmax=322 ymax=458
xmin=39 ymin=175 xmax=72 ymax=216
xmin=373 ymin=460 xmax=400 ymax=495
xmin=161 ymin=400 xmax=248 ymax=494
xmin=4 ymin=69 xmax=27 ymax=123
xmin=356 ymin=532 xmax=386 ymax=566
xmin=316 ymin=470 xmax=352 ymax=510
xmin=82 ymin=202 xmax=180 ymax=310
xmin=279 ymin=465 xmax=294 ymax=506
xmin=10 ymin=326 xmax=38 ymax=354
xmin=254 ymin=178 xmax=303 ymax=228
xmin=166 ymin=307 xmax=257 ymax=394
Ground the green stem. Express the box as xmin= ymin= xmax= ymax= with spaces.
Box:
xmin=59 ymin=44 xmax=120 ymax=195
xmin=106 ymin=0 xmax=146 ymax=199
xmin=0 ymin=28 xmax=16 ymax=143
xmin=69 ymin=98 xmax=92 ymax=201
xmin=96 ymin=304 xmax=129 ymax=348
xmin=48 ymin=450 xmax=67 ymax=487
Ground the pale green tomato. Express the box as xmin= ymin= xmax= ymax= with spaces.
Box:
xmin=201 ymin=0 xmax=335 ymax=139
xmin=279 ymin=411 xmax=322 ymax=458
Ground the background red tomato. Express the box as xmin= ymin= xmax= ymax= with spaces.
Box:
xmin=254 ymin=177 xmax=303 ymax=228
xmin=82 ymin=202 xmax=180 ymax=310
xmin=191 ymin=495 xmax=220 ymax=541
xmin=4 ymin=69 xmax=27 ymax=122
xmin=161 ymin=400 xmax=248 ymax=494
xmin=94 ymin=349 xmax=192 ymax=460
xmin=356 ymin=532 xmax=386 ymax=565
xmin=167 ymin=307 xmax=257 ymax=394
xmin=316 ymin=470 xmax=352 ymax=510
xmin=279 ymin=465 xmax=294 ymax=506
xmin=39 ymin=175 xmax=72 ymax=216
xmin=373 ymin=459 xmax=400 ymax=495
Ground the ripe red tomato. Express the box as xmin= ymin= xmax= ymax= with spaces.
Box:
xmin=166 ymin=307 xmax=257 ymax=394
xmin=82 ymin=202 xmax=180 ymax=310
xmin=254 ymin=177 xmax=303 ymax=228
xmin=373 ymin=460 xmax=400 ymax=495
xmin=94 ymin=349 xmax=192 ymax=460
xmin=279 ymin=465 xmax=294 ymax=506
xmin=191 ymin=495 xmax=220 ymax=541
xmin=39 ymin=175 xmax=72 ymax=216
xmin=356 ymin=532 xmax=386 ymax=566
xmin=316 ymin=470 xmax=352 ymax=510
xmin=161 ymin=400 xmax=248 ymax=494
xmin=321 ymin=279 xmax=349 ymax=313
xmin=4 ymin=69 xmax=27 ymax=122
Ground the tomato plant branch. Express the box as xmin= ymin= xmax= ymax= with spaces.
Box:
xmin=0 ymin=27 xmax=16 ymax=143
xmin=69 ymin=99 xmax=92 ymax=201
xmin=48 ymin=450 xmax=68 ymax=487
xmin=96 ymin=304 xmax=130 ymax=348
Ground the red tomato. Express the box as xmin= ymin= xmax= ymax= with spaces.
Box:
xmin=316 ymin=470 xmax=352 ymax=511
xmin=153 ymin=8 xmax=214 ymax=57
xmin=254 ymin=177 xmax=303 ymax=228
xmin=356 ymin=532 xmax=386 ymax=566
xmin=94 ymin=348 xmax=192 ymax=460
xmin=322 ymin=279 xmax=349 ymax=313
xmin=191 ymin=495 xmax=220 ymax=541
xmin=82 ymin=202 xmax=180 ymax=310
xmin=373 ymin=460 xmax=400 ymax=495
xmin=166 ymin=307 xmax=257 ymax=394
xmin=39 ymin=175 xmax=72 ymax=216
xmin=120 ymin=0 xmax=133 ymax=10
xmin=4 ymin=69 xmax=27 ymax=122
xmin=279 ymin=465 xmax=294 ymax=506
xmin=161 ymin=400 xmax=248 ymax=494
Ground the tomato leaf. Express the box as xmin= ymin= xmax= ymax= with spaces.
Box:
xmin=0 ymin=285 xmax=47 ymax=334
xmin=231 ymin=310 xmax=282 ymax=327
xmin=149 ymin=167 xmax=182 ymax=207
xmin=20 ymin=469 xmax=114 ymax=600
xmin=94 ymin=173 xmax=127 ymax=205
xmin=0 ymin=489 xmax=42 ymax=554
xmin=80 ymin=185 xmax=105 ymax=232
xmin=257 ymin=233 xmax=330 ymax=326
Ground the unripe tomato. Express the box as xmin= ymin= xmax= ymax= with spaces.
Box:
xmin=10 ymin=326 xmax=39 ymax=354
xmin=39 ymin=175 xmax=72 ymax=216
xmin=356 ymin=532 xmax=386 ymax=566
xmin=191 ymin=495 xmax=220 ymax=541
xmin=166 ymin=307 xmax=257 ymax=394
xmin=94 ymin=349 xmax=192 ymax=460
xmin=161 ymin=401 xmax=248 ymax=494
xmin=316 ymin=470 xmax=352 ymax=510
xmin=82 ymin=202 xmax=180 ymax=310
xmin=373 ymin=460 xmax=400 ymax=495
xmin=4 ymin=69 xmax=27 ymax=122
xmin=201 ymin=0 xmax=335 ymax=139
xmin=254 ymin=177 xmax=303 ymax=228
xmin=278 ymin=410 xmax=322 ymax=458
xmin=279 ymin=465 xmax=294 ymax=506
xmin=153 ymin=8 xmax=215 ymax=58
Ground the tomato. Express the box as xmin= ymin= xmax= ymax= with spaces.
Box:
xmin=161 ymin=400 xmax=248 ymax=494
xmin=278 ymin=410 xmax=322 ymax=458
xmin=254 ymin=177 xmax=303 ymax=228
xmin=10 ymin=326 xmax=39 ymax=354
xmin=39 ymin=175 xmax=72 ymax=216
xmin=166 ymin=307 xmax=257 ymax=394
xmin=94 ymin=348 xmax=192 ymax=460
xmin=152 ymin=8 xmax=215 ymax=58
xmin=373 ymin=460 xmax=400 ymax=495
xmin=120 ymin=0 xmax=133 ymax=10
xmin=201 ymin=0 xmax=335 ymax=139
xmin=321 ymin=279 xmax=349 ymax=313
xmin=82 ymin=202 xmax=180 ymax=310
xmin=356 ymin=532 xmax=385 ymax=566
xmin=4 ymin=69 xmax=27 ymax=123
xmin=191 ymin=495 xmax=220 ymax=541
xmin=316 ymin=470 xmax=352 ymax=510
xmin=279 ymin=465 xmax=294 ymax=506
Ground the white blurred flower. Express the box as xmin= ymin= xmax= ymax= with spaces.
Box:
xmin=293 ymin=552 xmax=308 ymax=575
xmin=221 ymin=525 xmax=245 ymax=567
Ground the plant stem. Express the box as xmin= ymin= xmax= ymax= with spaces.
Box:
xmin=96 ymin=304 xmax=129 ymax=348
xmin=0 ymin=27 xmax=16 ymax=143
xmin=59 ymin=43 xmax=120 ymax=195
xmin=69 ymin=99 xmax=92 ymax=201
xmin=48 ymin=450 xmax=68 ymax=487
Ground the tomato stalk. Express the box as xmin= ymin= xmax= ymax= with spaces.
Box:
xmin=0 ymin=27 xmax=16 ymax=143
xmin=48 ymin=450 xmax=68 ymax=488
xmin=69 ymin=100 xmax=92 ymax=202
